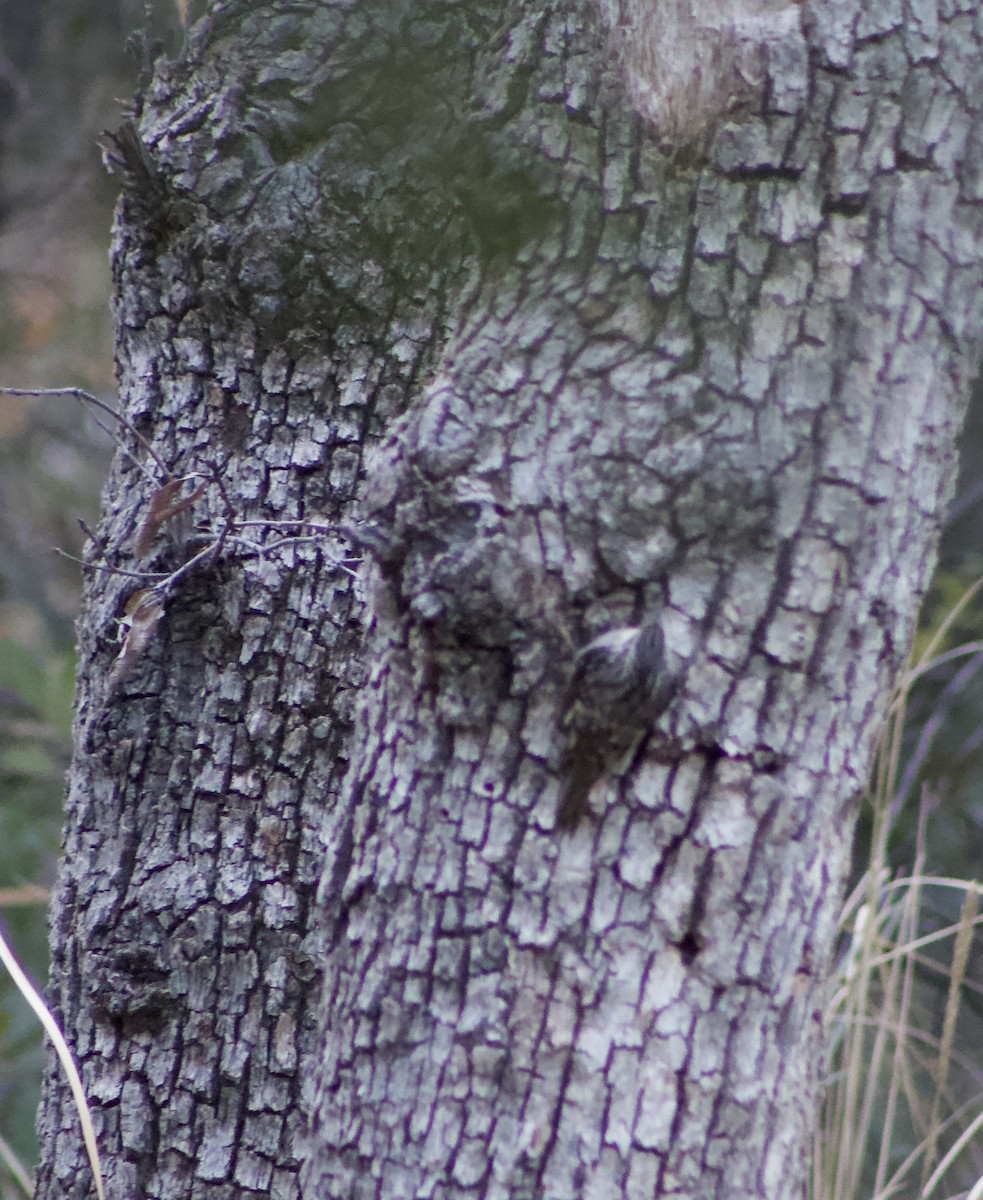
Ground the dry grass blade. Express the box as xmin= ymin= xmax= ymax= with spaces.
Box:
xmin=815 ymin=579 xmax=983 ymax=1200
xmin=920 ymin=882 xmax=981 ymax=1197
xmin=921 ymin=1106 xmax=983 ymax=1199
xmin=0 ymin=1128 xmax=33 ymax=1197
xmin=0 ymin=927 xmax=105 ymax=1200
xmin=964 ymin=1167 xmax=983 ymax=1200
xmin=873 ymin=853 xmax=923 ymax=1200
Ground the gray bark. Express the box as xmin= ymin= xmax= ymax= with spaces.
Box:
xmin=36 ymin=2 xmax=983 ymax=1199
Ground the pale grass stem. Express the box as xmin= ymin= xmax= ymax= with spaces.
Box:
xmin=815 ymin=576 xmax=983 ymax=1200
xmin=0 ymin=1128 xmax=33 ymax=1197
xmin=0 ymin=927 xmax=105 ymax=1200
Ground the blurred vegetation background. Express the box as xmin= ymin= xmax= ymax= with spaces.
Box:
xmin=0 ymin=1 xmax=182 ymax=1191
xmin=0 ymin=2 xmax=979 ymax=1197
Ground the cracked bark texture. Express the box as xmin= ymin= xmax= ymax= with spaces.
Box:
xmin=35 ymin=1 xmax=983 ymax=1199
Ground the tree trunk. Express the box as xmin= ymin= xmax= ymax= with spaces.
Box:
xmin=36 ymin=2 xmax=983 ymax=1199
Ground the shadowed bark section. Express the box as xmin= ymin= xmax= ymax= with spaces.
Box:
xmin=36 ymin=2 xmax=470 ymax=1195
xmin=34 ymin=1 xmax=983 ymax=1199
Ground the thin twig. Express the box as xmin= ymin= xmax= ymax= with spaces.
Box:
xmin=222 ymin=532 xmax=360 ymax=574
xmin=154 ymin=537 xmax=224 ymax=596
xmin=53 ymin=547 xmax=168 ymax=582
xmin=76 ymin=404 xmax=134 ymax=463
xmin=204 ymin=461 xmax=236 ymax=525
xmin=77 ymin=518 xmax=110 ymax=563
xmin=225 ymin=533 xmax=319 ymax=555
xmin=233 ymin=518 xmax=338 ymax=531
xmin=0 ymin=386 xmax=169 ymax=481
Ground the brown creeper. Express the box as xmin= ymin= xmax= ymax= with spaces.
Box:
xmin=557 ymin=621 xmax=675 ymax=828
